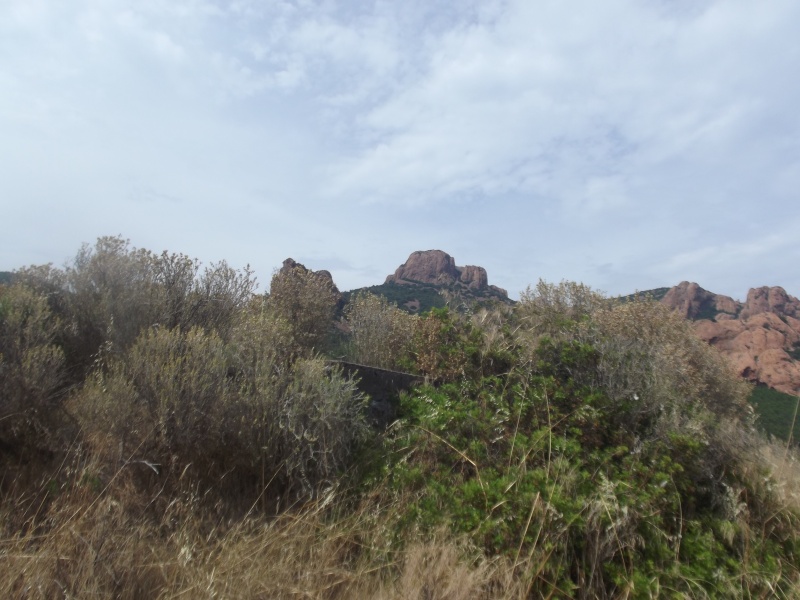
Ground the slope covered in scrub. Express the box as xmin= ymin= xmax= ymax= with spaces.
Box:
xmin=1 ymin=237 xmax=798 ymax=598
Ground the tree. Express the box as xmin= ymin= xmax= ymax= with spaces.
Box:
xmin=267 ymin=263 xmax=338 ymax=354
xmin=0 ymin=284 xmax=66 ymax=454
xmin=344 ymin=292 xmax=417 ymax=370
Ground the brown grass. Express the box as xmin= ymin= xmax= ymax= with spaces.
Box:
xmin=0 ymin=454 xmax=534 ymax=600
xmin=758 ymin=437 xmax=800 ymax=515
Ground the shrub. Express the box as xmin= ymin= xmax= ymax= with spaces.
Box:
xmin=0 ymin=284 xmax=66 ymax=456
xmin=515 ymin=279 xmax=606 ymax=343
xmin=268 ymin=264 xmax=338 ymax=354
xmin=344 ymin=292 xmax=418 ymax=370
xmin=13 ymin=237 xmax=258 ymax=380
xmin=412 ymin=308 xmax=471 ymax=382
xmin=276 ymin=358 xmax=369 ymax=497
xmin=749 ymin=385 xmax=800 ymax=443
xmin=368 ymin=282 xmax=798 ymax=597
xmin=516 ymin=286 xmax=755 ymax=486
xmin=72 ymin=327 xmax=233 ymax=476
xmin=72 ymin=320 xmax=367 ymax=501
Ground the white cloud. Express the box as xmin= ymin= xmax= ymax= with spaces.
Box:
xmin=323 ymin=0 xmax=799 ymax=220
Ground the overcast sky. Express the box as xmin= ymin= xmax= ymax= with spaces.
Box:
xmin=3 ymin=0 xmax=799 ymax=300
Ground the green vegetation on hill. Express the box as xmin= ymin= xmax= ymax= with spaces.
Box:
xmin=617 ymin=286 xmax=671 ymax=303
xmin=0 ymin=271 xmax=13 ymax=285
xmin=750 ymin=385 xmax=800 ymax=443
xmin=693 ymin=304 xmax=727 ymax=321
xmin=345 ymin=280 xmax=510 ymax=315
xmin=344 ymin=281 xmax=447 ymax=313
xmin=1 ymin=239 xmax=799 ymax=598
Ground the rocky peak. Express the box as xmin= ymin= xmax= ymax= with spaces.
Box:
xmin=459 ymin=265 xmax=488 ymax=290
xmin=660 ymin=282 xmax=800 ymax=396
xmin=740 ymin=286 xmax=800 ymax=320
xmin=386 ymin=250 xmax=459 ymax=285
xmin=660 ymin=281 xmax=739 ymax=320
xmin=385 ymin=250 xmax=506 ymax=298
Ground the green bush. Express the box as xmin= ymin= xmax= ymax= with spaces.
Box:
xmin=368 ymin=283 xmax=798 ymax=597
xmin=750 ymin=385 xmax=800 ymax=443
xmin=267 ymin=263 xmax=338 ymax=355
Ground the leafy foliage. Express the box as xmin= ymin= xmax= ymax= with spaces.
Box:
xmin=14 ymin=236 xmax=257 ymax=380
xmin=345 ymin=279 xmax=510 ymax=315
xmin=72 ymin=313 xmax=367 ymax=502
xmin=750 ymin=385 xmax=800 ymax=443
xmin=370 ymin=283 xmax=797 ymax=597
xmin=344 ymin=282 xmax=447 ymax=314
xmin=616 ymin=286 xmax=671 ymax=303
xmin=267 ymin=262 xmax=339 ymax=354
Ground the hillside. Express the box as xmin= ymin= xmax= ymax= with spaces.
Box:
xmin=346 ymin=250 xmax=511 ymax=313
xmin=2 ymin=239 xmax=800 ymax=598
xmin=617 ymin=286 xmax=671 ymax=303
xmin=624 ymin=282 xmax=800 ymax=441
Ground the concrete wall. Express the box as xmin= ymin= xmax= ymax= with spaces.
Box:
xmin=328 ymin=361 xmax=424 ymax=427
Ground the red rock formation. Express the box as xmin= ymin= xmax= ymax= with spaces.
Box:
xmin=385 ymin=250 xmax=506 ymax=298
xmin=459 ymin=265 xmax=488 ymax=290
xmin=740 ymin=286 xmax=800 ymax=320
xmin=385 ymin=250 xmax=459 ymax=286
xmin=661 ymin=281 xmax=740 ymax=320
xmin=661 ymin=283 xmax=800 ymax=395
xmin=489 ymin=284 xmax=508 ymax=297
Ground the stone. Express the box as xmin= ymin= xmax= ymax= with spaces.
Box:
xmin=664 ymin=283 xmax=800 ymax=395
xmin=661 ymin=281 xmax=740 ymax=320
xmin=459 ymin=265 xmax=488 ymax=290
xmin=385 ymin=250 xmax=507 ymax=298
xmin=386 ymin=250 xmax=459 ymax=285
xmin=740 ymin=286 xmax=800 ymax=320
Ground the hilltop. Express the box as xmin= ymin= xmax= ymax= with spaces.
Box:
xmin=345 ymin=249 xmax=511 ymax=313
xmin=656 ymin=281 xmax=800 ymax=396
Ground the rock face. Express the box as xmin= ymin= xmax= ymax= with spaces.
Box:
xmin=661 ymin=281 xmax=740 ymax=320
xmin=386 ymin=250 xmax=459 ymax=286
xmin=459 ymin=265 xmax=488 ymax=290
xmin=661 ymin=283 xmax=800 ymax=395
xmin=386 ymin=250 xmax=506 ymax=298
xmin=740 ymin=286 xmax=800 ymax=320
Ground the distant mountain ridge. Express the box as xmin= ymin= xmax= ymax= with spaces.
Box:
xmin=656 ymin=281 xmax=800 ymax=396
xmin=385 ymin=250 xmax=508 ymax=298
xmin=348 ymin=250 xmax=510 ymax=313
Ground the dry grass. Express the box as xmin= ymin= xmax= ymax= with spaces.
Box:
xmin=758 ymin=438 xmax=800 ymax=515
xmin=0 ymin=454 xmax=533 ymax=600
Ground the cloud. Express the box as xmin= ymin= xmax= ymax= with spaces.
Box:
xmin=2 ymin=0 xmax=799 ymax=301
xmin=322 ymin=0 xmax=800 ymax=220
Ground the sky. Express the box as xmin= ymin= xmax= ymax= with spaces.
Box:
xmin=2 ymin=0 xmax=799 ymax=301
